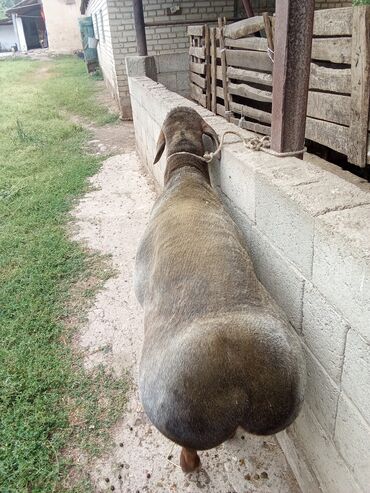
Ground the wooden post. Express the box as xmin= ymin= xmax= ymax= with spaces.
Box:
xmin=205 ymin=25 xmax=211 ymax=111
xmin=210 ymin=27 xmax=217 ymax=114
xmin=263 ymin=12 xmax=274 ymax=53
xmin=347 ymin=6 xmax=370 ymax=167
xmin=133 ymin=0 xmax=147 ymax=56
xmin=241 ymin=0 xmax=254 ymax=18
xmin=218 ymin=18 xmax=231 ymax=121
xmin=270 ymin=0 xmax=315 ymax=158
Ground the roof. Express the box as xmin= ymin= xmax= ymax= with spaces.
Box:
xmin=6 ymin=0 xmax=41 ymax=15
xmin=80 ymin=0 xmax=89 ymax=15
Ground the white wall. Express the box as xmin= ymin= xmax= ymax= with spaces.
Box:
xmin=85 ymin=0 xmax=235 ymax=118
xmin=42 ymin=0 xmax=82 ymax=52
xmin=0 ymin=24 xmax=17 ymax=52
xmin=127 ymin=74 xmax=370 ymax=493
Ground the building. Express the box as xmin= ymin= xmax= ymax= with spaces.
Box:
xmin=6 ymin=0 xmax=82 ymax=53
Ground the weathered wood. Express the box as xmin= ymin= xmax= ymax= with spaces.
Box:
xmin=227 ymin=66 xmax=272 ymax=86
xmin=187 ymin=25 xmax=204 ymax=37
xmin=189 ymin=62 xmax=205 ymax=75
xmin=216 ymin=85 xmax=224 ymax=100
xmin=240 ymin=0 xmax=254 ymax=18
xmin=224 ymin=16 xmax=264 ymax=39
xmin=216 ymin=103 xmax=226 ymax=117
xmin=309 ymin=63 xmax=351 ymax=94
xmin=190 ymin=82 xmax=206 ymax=106
xmin=230 ymin=101 xmax=272 ymax=124
xmin=311 ymin=38 xmax=352 ymax=64
xmin=219 ymin=19 xmax=231 ymax=119
xmin=263 ymin=12 xmax=274 ymax=52
xmin=231 ymin=117 xmax=271 ymax=136
xmin=348 ymin=6 xmax=370 ymax=167
xmin=189 ymin=46 xmax=205 ymax=59
xmin=313 ymin=7 xmax=352 ymax=37
xmin=224 ymin=37 xmax=268 ymax=51
xmin=226 ymin=49 xmax=273 ymax=72
xmin=305 ymin=117 xmax=349 ymax=156
xmin=228 ymin=81 xmax=272 ymax=102
xmin=205 ymin=25 xmax=211 ymax=110
xmin=190 ymin=71 xmax=206 ymax=89
xmin=271 ymin=0 xmax=315 ymax=157
xmin=307 ymin=91 xmax=350 ymax=126
xmin=210 ymin=27 xmax=217 ymax=114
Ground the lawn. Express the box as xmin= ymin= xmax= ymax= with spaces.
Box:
xmin=0 ymin=56 xmax=127 ymax=492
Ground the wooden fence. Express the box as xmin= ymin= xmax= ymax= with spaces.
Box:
xmin=188 ymin=7 xmax=370 ymax=168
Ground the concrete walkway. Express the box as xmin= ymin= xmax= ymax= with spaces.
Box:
xmin=71 ymin=122 xmax=301 ymax=493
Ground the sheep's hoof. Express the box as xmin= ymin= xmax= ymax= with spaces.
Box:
xmin=180 ymin=447 xmax=201 ymax=473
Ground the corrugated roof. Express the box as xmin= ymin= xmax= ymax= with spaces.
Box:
xmin=6 ymin=0 xmax=41 ymax=14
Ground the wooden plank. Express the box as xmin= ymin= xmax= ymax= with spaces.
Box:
xmin=210 ymin=27 xmax=217 ymax=114
xmin=190 ymin=83 xmax=206 ymax=107
xmin=219 ymin=19 xmax=231 ymax=119
xmin=226 ymin=49 xmax=273 ymax=72
xmin=313 ymin=7 xmax=352 ymax=37
xmin=189 ymin=46 xmax=205 ymax=59
xmin=190 ymin=71 xmax=206 ymax=89
xmin=224 ymin=16 xmax=264 ymax=39
xmin=311 ymin=38 xmax=352 ymax=64
xmin=227 ymin=66 xmax=272 ymax=86
xmin=205 ymin=25 xmax=211 ymax=110
xmin=216 ymin=85 xmax=224 ymax=100
xmin=263 ymin=12 xmax=274 ymax=52
xmin=228 ymin=81 xmax=272 ymax=102
xmin=309 ymin=63 xmax=351 ymax=94
xmin=231 ymin=116 xmax=271 ymax=136
xmin=230 ymin=101 xmax=272 ymax=124
xmin=187 ymin=25 xmax=204 ymax=37
xmin=307 ymin=91 xmax=350 ymax=126
xmin=216 ymin=103 xmax=226 ymax=117
xmin=348 ymin=6 xmax=370 ymax=167
xmin=224 ymin=37 xmax=268 ymax=51
xmin=305 ymin=117 xmax=349 ymax=156
xmin=189 ymin=62 xmax=205 ymax=75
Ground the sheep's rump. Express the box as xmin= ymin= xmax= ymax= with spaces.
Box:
xmin=139 ymin=311 xmax=305 ymax=451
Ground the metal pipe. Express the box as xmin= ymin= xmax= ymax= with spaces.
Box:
xmin=270 ymin=0 xmax=315 ymax=159
xmin=133 ymin=0 xmax=147 ymax=56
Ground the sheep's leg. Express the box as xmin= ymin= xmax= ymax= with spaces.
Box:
xmin=180 ymin=447 xmax=200 ymax=473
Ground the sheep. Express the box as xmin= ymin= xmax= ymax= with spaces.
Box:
xmin=134 ymin=106 xmax=306 ymax=473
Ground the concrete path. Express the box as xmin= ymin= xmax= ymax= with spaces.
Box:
xmin=71 ymin=122 xmax=301 ymax=493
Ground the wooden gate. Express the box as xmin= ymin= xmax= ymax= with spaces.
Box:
xmin=188 ymin=7 xmax=370 ymax=168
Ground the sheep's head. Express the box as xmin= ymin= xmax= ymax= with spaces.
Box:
xmin=153 ymin=107 xmax=219 ymax=176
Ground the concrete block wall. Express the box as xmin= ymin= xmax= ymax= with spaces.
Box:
xmin=155 ymin=52 xmax=190 ymax=98
xmin=126 ymin=71 xmax=370 ymax=493
xmin=86 ymin=0 xmax=234 ymax=118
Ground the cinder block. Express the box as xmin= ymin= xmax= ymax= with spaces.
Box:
xmin=302 ymin=282 xmax=349 ymax=383
xmin=222 ymin=201 xmax=305 ymax=330
xmin=304 ymin=346 xmax=339 ymax=437
xmin=290 ymin=404 xmax=362 ymax=493
xmin=255 ymin=176 xmax=315 ymax=278
xmin=158 ymin=72 xmax=177 ymax=92
xmin=313 ymin=205 xmax=370 ymax=343
xmin=342 ymin=329 xmax=370 ymax=425
xmin=334 ymin=393 xmax=370 ymax=492
xmin=155 ymin=52 xmax=188 ymax=73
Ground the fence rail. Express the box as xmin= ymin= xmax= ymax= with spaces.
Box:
xmin=188 ymin=6 xmax=370 ymax=168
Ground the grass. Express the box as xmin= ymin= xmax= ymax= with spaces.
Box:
xmin=0 ymin=56 xmax=127 ymax=492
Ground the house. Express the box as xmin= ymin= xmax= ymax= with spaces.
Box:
xmin=6 ymin=0 xmax=82 ymax=53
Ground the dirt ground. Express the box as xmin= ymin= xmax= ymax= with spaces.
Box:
xmin=70 ymin=109 xmax=301 ymax=493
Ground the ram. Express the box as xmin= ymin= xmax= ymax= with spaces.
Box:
xmin=134 ymin=107 xmax=306 ymax=473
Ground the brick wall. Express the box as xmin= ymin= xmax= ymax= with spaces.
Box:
xmin=86 ymin=0 xmax=235 ymax=118
xmin=126 ymin=70 xmax=370 ymax=493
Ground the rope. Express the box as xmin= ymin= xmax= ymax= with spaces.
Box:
xmin=168 ymin=130 xmax=306 ymax=164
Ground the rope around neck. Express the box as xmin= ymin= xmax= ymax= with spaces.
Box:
xmin=168 ymin=130 xmax=306 ymax=164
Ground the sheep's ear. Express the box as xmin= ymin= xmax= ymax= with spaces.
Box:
xmin=202 ymin=122 xmax=219 ymax=151
xmin=153 ymin=130 xmax=166 ymax=164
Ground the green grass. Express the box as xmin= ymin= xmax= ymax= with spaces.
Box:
xmin=0 ymin=56 xmax=126 ymax=492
